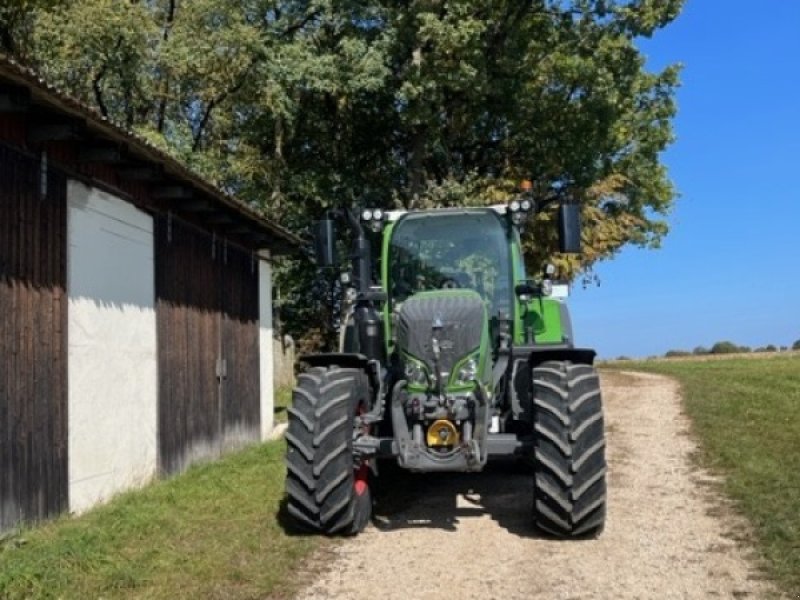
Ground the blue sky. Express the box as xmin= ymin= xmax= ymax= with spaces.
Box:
xmin=569 ymin=0 xmax=800 ymax=358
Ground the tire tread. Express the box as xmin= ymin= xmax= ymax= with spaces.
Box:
xmin=531 ymin=360 xmax=606 ymax=538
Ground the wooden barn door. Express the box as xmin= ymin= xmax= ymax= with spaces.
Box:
xmin=155 ymin=216 xmax=260 ymax=475
xmin=219 ymin=244 xmax=260 ymax=443
xmin=0 ymin=145 xmax=68 ymax=532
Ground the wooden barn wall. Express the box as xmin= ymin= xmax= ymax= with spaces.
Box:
xmin=155 ymin=216 xmax=261 ymax=475
xmin=0 ymin=144 xmax=68 ymax=532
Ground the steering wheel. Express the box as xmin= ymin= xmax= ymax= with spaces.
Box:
xmin=441 ymin=278 xmax=460 ymax=289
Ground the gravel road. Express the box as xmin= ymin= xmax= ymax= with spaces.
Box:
xmin=295 ymin=371 xmax=779 ymax=599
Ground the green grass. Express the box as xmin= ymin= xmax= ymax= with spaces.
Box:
xmin=607 ymin=354 xmax=800 ymax=593
xmin=274 ymin=385 xmax=293 ymax=424
xmin=0 ymin=439 xmax=323 ymax=599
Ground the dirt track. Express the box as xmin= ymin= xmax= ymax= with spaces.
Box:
xmin=295 ymin=371 xmax=779 ymax=599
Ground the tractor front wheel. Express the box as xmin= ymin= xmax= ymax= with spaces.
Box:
xmin=531 ymin=360 xmax=607 ymax=538
xmin=285 ymin=366 xmax=372 ymax=535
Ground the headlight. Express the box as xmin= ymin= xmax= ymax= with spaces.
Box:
xmin=454 ymin=356 xmax=479 ymax=386
xmin=404 ymin=356 xmax=429 ymax=387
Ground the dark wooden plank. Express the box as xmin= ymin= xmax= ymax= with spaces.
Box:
xmin=0 ymin=145 xmax=67 ymax=533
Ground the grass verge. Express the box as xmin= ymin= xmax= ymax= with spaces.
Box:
xmin=0 ymin=439 xmax=324 ymax=599
xmin=607 ymin=354 xmax=800 ymax=593
xmin=274 ymin=385 xmax=293 ymax=424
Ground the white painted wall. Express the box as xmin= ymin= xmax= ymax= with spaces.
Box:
xmin=67 ymin=180 xmax=157 ymax=513
xmin=259 ymin=257 xmax=275 ymax=439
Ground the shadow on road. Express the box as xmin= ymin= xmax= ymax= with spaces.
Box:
xmin=276 ymin=460 xmax=551 ymax=538
xmin=371 ymin=459 xmax=543 ymax=537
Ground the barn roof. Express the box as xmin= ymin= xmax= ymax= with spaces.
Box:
xmin=0 ymin=54 xmax=302 ymax=255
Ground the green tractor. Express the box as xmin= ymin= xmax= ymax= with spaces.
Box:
xmin=284 ymin=194 xmax=606 ymax=537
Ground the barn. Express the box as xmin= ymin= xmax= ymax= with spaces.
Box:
xmin=0 ymin=56 xmax=301 ymax=533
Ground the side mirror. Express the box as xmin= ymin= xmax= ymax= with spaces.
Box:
xmin=313 ymin=218 xmax=337 ymax=267
xmin=558 ymin=203 xmax=581 ymax=253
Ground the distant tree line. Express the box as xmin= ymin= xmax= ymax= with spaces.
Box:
xmin=660 ymin=339 xmax=800 ymax=359
xmin=613 ymin=339 xmax=800 ymax=361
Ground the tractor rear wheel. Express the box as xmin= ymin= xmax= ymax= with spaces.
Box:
xmin=285 ymin=366 xmax=372 ymax=535
xmin=531 ymin=360 xmax=606 ymax=538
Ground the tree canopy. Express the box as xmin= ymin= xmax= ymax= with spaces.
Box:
xmin=3 ymin=0 xmax=684 ymax=344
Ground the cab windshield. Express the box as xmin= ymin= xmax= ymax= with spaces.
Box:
xmin=387 ymin=211 xmax=512 ymax=316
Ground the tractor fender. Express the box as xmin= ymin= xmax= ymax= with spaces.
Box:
xmin=300 ymin=353 xmax=380 ymax=410
xmin=508 ymin=346 xmax=596 ymax=425
xmin=525 ymin=347 xmax=596 ymax=367
xmin=300 ymin=352 xmax=371 ymax=371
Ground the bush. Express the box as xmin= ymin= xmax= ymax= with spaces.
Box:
xmin=710 ymin=341 xmax=741 ymax=354
xmin=665 ymin=349 xmax=691 ymax=358
xmin=693 ymin=346 xmax=709 ymax=355
xmin=793 ymin=339 xmax=800 ymax=351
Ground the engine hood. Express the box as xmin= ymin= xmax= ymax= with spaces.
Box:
xmin=396 ymin=290 xmax=487 ymax=379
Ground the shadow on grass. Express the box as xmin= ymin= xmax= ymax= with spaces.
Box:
xmin=276 ymin=496 xmax=320 ymax=537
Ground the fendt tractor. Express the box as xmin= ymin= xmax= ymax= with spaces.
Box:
xmin=284 ymin=191 xmax=606 ymax=538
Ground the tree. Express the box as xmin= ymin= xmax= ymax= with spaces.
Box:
xmin=710 ymin=341 xmax=741 ymax=355
xmin=0 ymin=0 xmax=65 ymax=57
xmin=11 ymin=0 xmax=685 ymax=345
xmin=793 ymin=339 xmax=800 ymax=351
xmin=710 ymin=341 xmax=751 ymax=355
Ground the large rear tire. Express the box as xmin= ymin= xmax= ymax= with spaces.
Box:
xmin=531 ymin=361 xmax=606 ymax=538
xmin=285 ymin=366 xmax=372 ymax=535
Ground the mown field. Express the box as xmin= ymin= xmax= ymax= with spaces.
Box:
xmin=607 ymin=354 xmax=800 ymax=594
xmin=0 ymin=436 xmax=323 ymax=599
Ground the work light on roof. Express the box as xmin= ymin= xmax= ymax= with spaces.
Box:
xmin=361 ymin=207 xmax=385 ymax=233
xmin=508 ymin=195 xmax=533 ymax=228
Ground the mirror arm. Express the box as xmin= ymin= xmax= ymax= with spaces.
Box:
xmin=326 ymin=207 xmax=372 ymax=298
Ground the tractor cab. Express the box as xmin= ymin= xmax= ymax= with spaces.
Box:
xmin=385 ymin=209 xmax=513 ymax=314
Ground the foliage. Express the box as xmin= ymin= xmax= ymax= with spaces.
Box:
xmin=5 ymin=0 xmax=684 ymax=345
xmin=754 ymin=344 xmax=778 ymax=353
xmin=0 ymin=440 xmax=323 ymax=599
xmin=664 ymin=349 xmax=690 ymax=358
xmin=607 ymin=355 xmax=800 ymax=595
xmin=793 ymin=339 xmax=800 ymax=351
xmin=0 ymin=0 xmax=64 ymax=56
xmin=710 ymin=341 xmax=750 ymax=354
xmin=692 ymin=345 xmax=709 ymax=355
